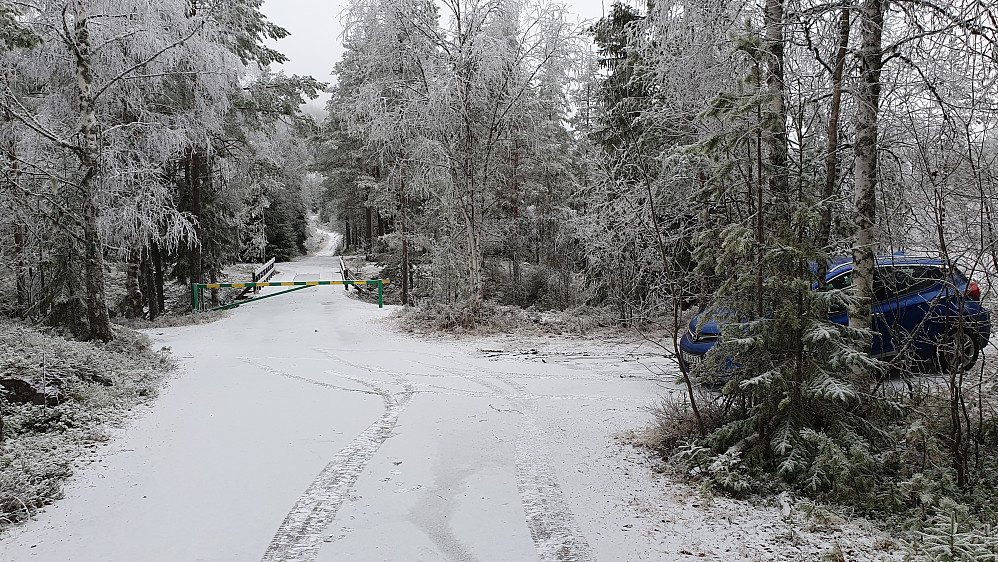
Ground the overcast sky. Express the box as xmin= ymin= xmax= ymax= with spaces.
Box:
xmin=260 ymin=0 xmax=622 ymax=117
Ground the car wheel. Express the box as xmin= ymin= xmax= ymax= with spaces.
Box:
xmin=936 ymin=328 xmax=980 ymax=374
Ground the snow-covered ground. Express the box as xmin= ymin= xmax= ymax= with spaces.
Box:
xmin=0 ymin=232 xmax=900 ymax=561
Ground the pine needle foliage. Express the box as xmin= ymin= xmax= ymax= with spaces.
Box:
xmin=681 ymin=20 xmax=897 ymax=498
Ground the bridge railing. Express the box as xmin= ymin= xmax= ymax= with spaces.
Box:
xmin=252 ymin=258 xmax=277 ymax=294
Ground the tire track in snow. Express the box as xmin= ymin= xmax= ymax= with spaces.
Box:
xmin=459 ymin=373 xmax=595 ymax=561
xmin=253 ymin=360 xmax=414 ymax=562
xmin=515 ymin=412 xmax=594 ymax=562
xmin=499 ymin=376 xmax=595 ymax=562
xmin=240 ymin=358 xmax=381 ymax=397
xmin=313 ymin=350 xmax=596 ymax=560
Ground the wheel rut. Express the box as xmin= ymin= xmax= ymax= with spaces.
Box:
xmin=430 ymin=365 xmax=596 ymax=561
xmin=256 ymin=351 xmax=594 ymax=561
xmin=251 ymin=360 xmax=414 ymax=562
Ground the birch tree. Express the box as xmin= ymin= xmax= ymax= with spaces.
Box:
xmin=0 ymin=0 xmax=288 ymax=336
xmin=0 ymin=1 xmax=217 ymax=338
xmin=847 ymin=0 xmax=885 ymax=361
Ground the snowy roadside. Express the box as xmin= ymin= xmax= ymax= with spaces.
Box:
xmin=459 ymin=329 xmax=903 ymax=561
xmin=0 ymin=321 xmax=172 ymax=533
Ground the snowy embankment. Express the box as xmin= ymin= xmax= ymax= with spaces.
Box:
xmin=0 ymin=232 xmax=899 ymax=561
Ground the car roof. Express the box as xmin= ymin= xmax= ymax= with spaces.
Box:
xmin=827 ymin=254 xmax=944 ymax=276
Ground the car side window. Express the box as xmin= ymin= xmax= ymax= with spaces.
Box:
xmin=825 ymin=272 xmax=851 ymax=314
xmin=823 ymin=264 xmax=945 ymax=308
xmin=877 ymin=265 xmax=944 ymax=302
xmin=904 ymin=265 xmax=944 ymax=295
xmin=827 ymin=272 xmax=851 ymax=291
xmin=826 ymin=269 xmax=889 ymax=302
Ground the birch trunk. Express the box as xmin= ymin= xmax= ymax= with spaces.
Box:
xmin=73 ymin=14 xmax=113 ymax=342
xmin=461 ymin=190 xmax=483 ymax=301
xmin=458 ymin=108 xmax=483 ymax=302
xmin=850 ymin=0 xmax=886 ymax=350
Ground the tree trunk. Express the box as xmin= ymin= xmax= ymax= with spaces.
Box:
xmin=5 ymin=100 xmax=27 ymax=316
xmin=14 ymin=224 xmax=27 ymax=316
xmin=190 ymin=150 xmax=203 ymax=284
xmin=818 ymin=5 xmax=851 ymax=254
xmin=850 ymin=0 xmax=886 ymax=356
xmin=511 ymin=137 xmax=521 ymax=295
xmin=81 ymin=198 xmax=113 ymax=341
xmin=756 ymin=124 xmax=764 ymax=318
xmin=73 ymin=15 xmax=113 ymax=342
xmin=125 ymin=251 xmax=142 ymax=319
xmin=142 ymin=246 xmax=159 ymax=320
xmin=457 ymin=160 xmax=483 ymax=301
xmin=365 ymin=205 xmax=373 ymax=259
xmin=764 ymin=0 xmax=789 ymax=209
xmin=935 ymin=189 xmax=967 ymax=487
xmin=152 ymin=240 xmax=165 ymax=313
xmin=463 ymin=198 xmax=483 ymax=301
xmin=401 ymin=177 xmax=410 ymax=306
xmin=457 ymin=56 xmax=483 ymax=303
xmin=644 ymin=161 xmax=704 ymax=435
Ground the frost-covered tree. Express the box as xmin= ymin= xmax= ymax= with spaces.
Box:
xmin=0 ymin=0 xmax=302 ymax=334
xmin=0 ymin=0 xmax=241 ymax=338
xmin=323 ymin=0 xmax=581 ymax=305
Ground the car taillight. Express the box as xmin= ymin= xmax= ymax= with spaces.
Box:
xmin=967 ymin=281 xmax=981 ymax=300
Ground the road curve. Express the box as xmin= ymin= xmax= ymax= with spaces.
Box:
xmin=0 ymin=236 xmax=670 ymax=561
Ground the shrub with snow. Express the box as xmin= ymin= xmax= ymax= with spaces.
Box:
xmin=0 ymin=320 xmax=171 ymax=531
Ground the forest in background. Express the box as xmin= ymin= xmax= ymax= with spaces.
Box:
xmin=2 ymin=0 xmax=998 ymax=556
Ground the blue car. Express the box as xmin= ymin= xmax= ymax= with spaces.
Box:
xmin=679 ymin=257 xmax=992 ymax=374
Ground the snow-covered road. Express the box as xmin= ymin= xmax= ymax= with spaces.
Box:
xmin=0 ymin=239 xmax=677 ymax=561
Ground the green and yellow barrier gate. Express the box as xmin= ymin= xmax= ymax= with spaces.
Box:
xmin=191 ymin=279 xmax=391 ymax=312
